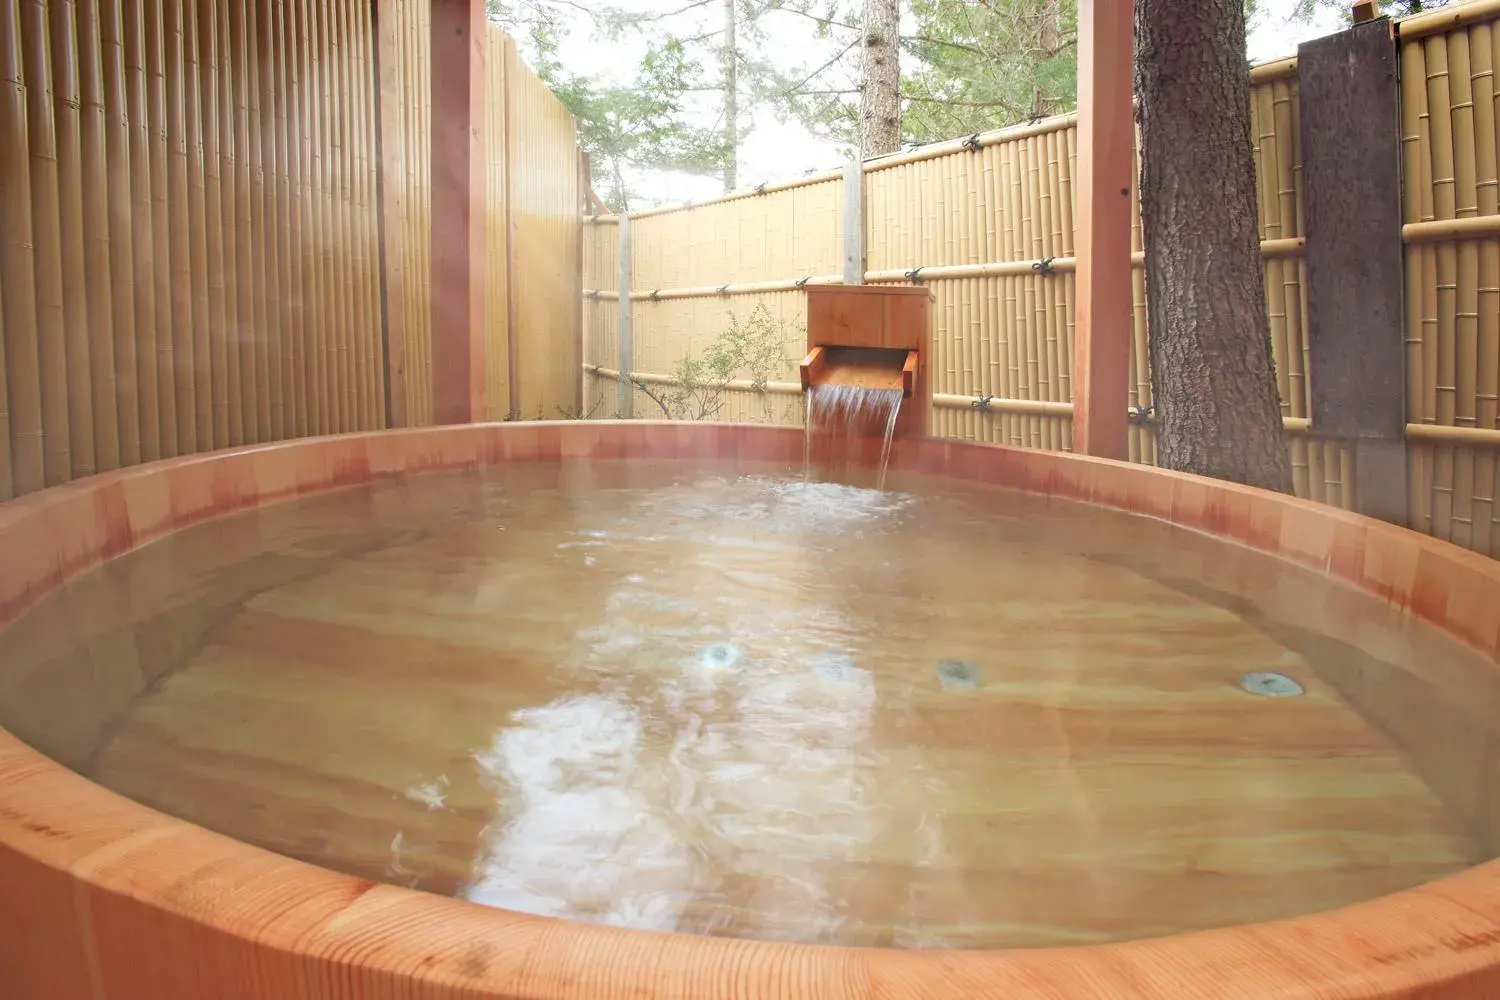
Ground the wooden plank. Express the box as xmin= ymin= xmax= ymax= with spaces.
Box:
xmin=1300 ymin=18 xmax=1406 ymax=521
xmin=429 ymin=0 xmax=485 ymax=424
xmin=1071 ymin=0 xmax=1133 ymax=461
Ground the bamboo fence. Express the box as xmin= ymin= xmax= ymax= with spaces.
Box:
xmin=0 ymin=1 xmax=582 ymax=496
xmin=0 ymin=0 xmax=387 ymax=496
xmin=1400 ymin=8 xmax=1500 ymax=555
xmin=582 ymin=61 xmax=1352 ymax=508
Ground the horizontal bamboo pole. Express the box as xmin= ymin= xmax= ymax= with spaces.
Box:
xmin=617 ymin=275 xmax=845 ymax=301
xmin=601 ymin=237 xmax=1308 ymax=301
xmin=605 ymin=170 xmax=844 ymax=223
xmin=584 ymin=366 xmax=1315 ymax=433
xmin=1250 ymin=57 xmax=1298 ymax=83
xmin=863 ymin=114 xmax=1079 ymax=175
xmin=1398 ymin=0 xmax=1500 ymax=41
xmin=1406 ymin=423 xmax=1500 ymax=446
xmin=1403 ymin=214 xmax=1500 ymax=243
xmin=585 ymin=364 xmax=802 ymax=395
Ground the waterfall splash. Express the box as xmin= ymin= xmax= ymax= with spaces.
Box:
xmin=803 ymin=385 xmax=903 ymax=489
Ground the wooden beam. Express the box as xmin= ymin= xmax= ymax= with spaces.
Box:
xmin=1300 ymin=18 xmax=1407 ymax=524
xmin=371 ymin=0 xmax=406 ymax=427
xmin=429 ymin=0 xmax=486 ymax=424
xmin=1071 ymin=0 xmax=1134 ymax=460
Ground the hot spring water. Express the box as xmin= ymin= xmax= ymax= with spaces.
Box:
xmin=804 ymin=384 xmax=904 ymax=488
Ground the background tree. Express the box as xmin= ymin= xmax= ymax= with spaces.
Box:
xmin=859 ymin=0 xmax=901 ymax=154
xmin=1135 ymin=0 xmax=1293 ymax=492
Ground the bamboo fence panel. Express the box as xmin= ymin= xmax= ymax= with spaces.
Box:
xmin=582 ymin=219 xmax=620 ymax=414
xmin=1401 ymin=11 xmax=1500 ymax=556
xmin=0 ymin=0 xmax=386 ymax=497
xmin=593 ymin=72 xmax=1351 ymax=508
xmin=483 ymin=24 xmax=510 ymax=422
xmin=509 ymin=37 xmax=581 ymax=421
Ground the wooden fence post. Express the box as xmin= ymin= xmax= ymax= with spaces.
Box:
xmin=429 ymin=0 xmax=486 ymax=424
xmin=1300 ymin=17 xmax=1407 ymax=524
xmin=618 ymin=213 xmax=633 ymax=418
xmin=1071 ymin=0 xmax=1133 ymax=461
xmin=843 ymin=156 xmax=865 ymax=285
xmin=372 ymin=0 xmax=407 ymax=428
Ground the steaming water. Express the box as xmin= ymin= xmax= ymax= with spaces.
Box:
xmin=0 ymin=460 xmax=1492 ymax=949
xmin=804 ymin=384 xmax=903 ymax=488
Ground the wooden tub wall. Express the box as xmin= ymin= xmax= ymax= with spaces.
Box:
xmin=2 ymin=421 xmax=1500 ymax=1000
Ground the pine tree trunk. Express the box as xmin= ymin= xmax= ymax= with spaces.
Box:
xmin=860 ymin=0 xmax=900 ymax=156
xmin=1135 ymin=0 xmax=1293 ymax=493
xmin=722 ymin=0 xmax=738 ymax=192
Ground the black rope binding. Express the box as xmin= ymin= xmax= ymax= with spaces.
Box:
xmin=905 ymin=267 xmax=924 ymax=284
xmin=648 ymin=289 xmax=661 ymax=301
xmin=1128 ymin=404 xmax=1156 ymax=425
xmin=1026 ymin=111 xmax=1048 ymax=125
xmin=794 ymin=276 xmax=811 ymax=288
xmin=971 ymin=393 xmax=995 ymax=412
xmin=717 ymin=284 xmax=731 ymax=295
xmin=962 ymin=133 xmax=982 ymax=152
xmin=1032 ymin=257 xmax=1056 ymax=277
xmin=754 ymin=182 xmax=768 ymax=194
xmin=586 ymin=289 xmax=600 ymax=300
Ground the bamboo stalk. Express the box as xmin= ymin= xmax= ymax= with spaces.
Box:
xmin=295 ymin=0 xmax=321 ymax=435
xmin=135 ymin=0 xmax=167 ymax=459
xmin=246 ymin=0 xmax=268 ymax=442
xmin=1399 ymin=0 xmax=1500 ymax=42
xmin=1407 ymin=423 xmax=1500 ymax=445
xmin=331 ymin=0 xmax=357 ymax=431
xmin=79 ymin=0 xmax=119 ymax=471
xmin=219 ymin=0 xmax=242 ymax=446
xmin=1429 ymin=33 xmax=1459 ymax=542
xmin=1250 ymin=56 xmax=1298 ymax=83
xmin=23 ymin=0 xmax=74 ymax=483
xmin=100 ymin=0 xmax=138 ymax=468
xmin=269 ymin=0 xmax=297 ymax=439
xmin=1404 ymin=213 xmax=1500 ymax=241
xmin=51 ymin=0 xmax=98 ymax=477
xmin=350 ymin=0 xmax=380 ymax=428
xmin=0 ymin=0 xmax=40 ymax=493
xmin=1451 ymin=26 xmax=1480 ymax=550
xmin=185 ymin=0 xmax=214 ymax=449
xmin=256 ymin=0 xmax=283 ymax=441
xmin=1471 ymin=22 xmax=1498 ymax=554
xmin=166 ymin=0 xmax=199 ymax=452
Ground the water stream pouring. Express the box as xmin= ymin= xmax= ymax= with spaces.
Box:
xmin=798 ymin=286 xmax=933 ymax=487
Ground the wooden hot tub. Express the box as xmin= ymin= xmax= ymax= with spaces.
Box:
xmin=1 ymin=420 xmax=1498 ymax=999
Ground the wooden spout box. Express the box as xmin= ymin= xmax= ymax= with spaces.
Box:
xmin=804 ymin=284 xmax=933 ymax=438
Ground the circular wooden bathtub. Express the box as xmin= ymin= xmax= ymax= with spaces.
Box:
xmin=2 ymin=421 xmax=1499 ymax=999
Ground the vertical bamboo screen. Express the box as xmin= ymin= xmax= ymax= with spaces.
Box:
xmin=509 ymin=40 xmax=581 ymax=421
xmin=581 ymin=217 xmax=619 ymax=417
xmin=1401 ymin=10 xmax=1500 ymax=557
xmin=378 ymin=5 xmax=579 ymax=425
xmin=588 ymin=179 xmax=842 ymax=419
xmin=0 ymin=0 xmax=385 ymax=498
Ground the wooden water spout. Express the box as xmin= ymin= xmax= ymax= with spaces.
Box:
xmin=799 ymin=285 xmax=933 ymax=438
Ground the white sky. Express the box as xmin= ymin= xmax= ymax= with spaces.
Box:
xmin=544 ymin=0 xmax=1349 ymax=209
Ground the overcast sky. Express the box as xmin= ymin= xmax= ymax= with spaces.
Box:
xmin=549 ymin=0 xmax=1348 ymax=208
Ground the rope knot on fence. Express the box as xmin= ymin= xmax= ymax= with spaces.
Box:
xmin=962 ymin=133 xmax=982 ymax=152
xmin=1128 ymin=404 xmax=1155 ymax=425
xmin=971 ymin=394 xmax=995 ymax=412
xmin=905 ymin=267 xmax=924 ymax=284
xmin=795 ymin=276 xmax=812 ymax=288
xmin=717 ymin=284 xmax=731 ymax=295
xmin=1032 ymin=257 xmax=1056 ymax=277
xmin=648 ymin=289 xmax=661 ymax=301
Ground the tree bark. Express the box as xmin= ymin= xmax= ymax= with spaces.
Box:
xmin=1135 ymin=0 xmax=1293 ymax=493
xmin=860 ymin=0 xmax=900 ymax=156
xmin=722 ymin=0 xmax=738 ymax=191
